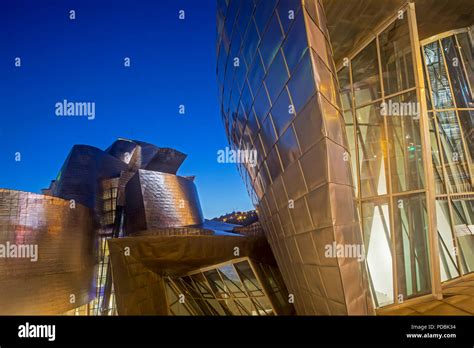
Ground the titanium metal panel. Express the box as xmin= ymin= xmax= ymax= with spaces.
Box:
xmin=124 ymin=169 xmax=204 ymax=233
xmin=322 ymin=0 xmax=474 ymax=65
xmin=106 ymin=139 xmax=187 ymax=174
xmin=0 ymin=189 xmax=97 ymax=315
xmin=216 ymin=0 xmax=372 ymax=315
xmin=107 ymin=233 xmax=276 ymax=315
xmin=105 ymin=138 xmax=139 ymax=164
xmin=143 ymin=147 xmax=187 ymax=174
xmin=52 ymin=145 xmax=128 ymax=210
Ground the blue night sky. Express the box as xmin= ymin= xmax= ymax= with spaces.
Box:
xmin=0 ymin=0 xmax=253 ymax=218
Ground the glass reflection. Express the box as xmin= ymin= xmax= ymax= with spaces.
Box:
xmin=352 ymin=40 xmax=382 ymax=106
xmin=385 ymin=92 xmax=424 ymax=193
xmin=282 ymin=9 xmax=307 ymax=73
xmin=424 ymin=41 xmax=455 ymax=109
xmin=164 ymin=259 xmax=291 ymax=316
xmin=392 ymin=194 xmax=431 ymax=299
xmin=436 ymin=199 xmax=460 ymax=281
xmin=441 ymin=36 xmax=474 ymax=109
xmin=265 ymin=50 xmax=289 ymax=102
xmin=379 ymin=15 xmax=415 ymax=96
xmin=362 ymin=199 xmax=393 ymax=307
xmin=259 ymin=12 xmax=283 ymax=70
xmin=356 ymin=103 xmax=388 ymax=198
xmin=451 ymin=199 xmax=474 ymax=274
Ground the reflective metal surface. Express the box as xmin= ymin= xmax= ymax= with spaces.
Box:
xmin=217 ymin=0 xmax=474 ymax=314
xmin=124 ymin=169 xmax=204 ymax=233
xmin=216 ymin=0 xmax=372 ymax=315
xmin=51 ymin=144 xmax=128 ymax=210
xmin=422 ymin=30 xmax=474 ymax=281
xmin=4 ymin=138 xmax=206 ymax=315
xmin=107 ymin=230 xmax=286 ymax=315
xmin=0 ymin=189 xmax=97 ymax=314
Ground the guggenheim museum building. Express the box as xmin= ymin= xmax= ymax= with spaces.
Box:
xmin=0 ymin=139 xmax=293 ymax=316
xmin=216 ymin=0 xmax=474 ymax=315
xmin=1 ymin=0 xmax=473 ymax=317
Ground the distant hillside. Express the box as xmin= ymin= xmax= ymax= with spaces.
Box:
xmin=212 ymin=210 xmax=258 ymax=226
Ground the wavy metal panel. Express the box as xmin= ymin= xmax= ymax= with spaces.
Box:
xmin=0 ymin=189 xmax=97 ymax=314
xmin=52 ymin=145 xmax=128 ymax=210
xmin=216 ymin=0 xmax=372 ymax=314
xmin=106 ymin=139 xmax=187 ymax=174
xmin=125 ymin=169 xmax=204 ymax=233
xmin=108 ymin=233 xmax=276 ymax=315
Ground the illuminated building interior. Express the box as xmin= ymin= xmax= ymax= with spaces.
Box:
xmin=163 ymin=257 xmax=292 ymax=316
xmin=217 ymin=0 xmax=473 ymax=314
xmin=1 ymin=138 xmax=292 ymax=316
xmin=0 ymin=0 xmax=473 ymax=317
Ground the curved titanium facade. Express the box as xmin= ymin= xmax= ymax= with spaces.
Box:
xmin=124 ymin=169 xmax=204 ymax=233
xmin=336 ymin=7 xmax=474 ymax=307
xmin=107 ymin=232 xmax=282 ymax=315
xmin=106 ymin=139 xmax=187 ymax=174
xmin=0 ymin=189 xmax=97 ymax=314
xmin=217 ymin=0 xmax=371 ymax=314
xmin=52 ymin=144 xmax=128 ymax=210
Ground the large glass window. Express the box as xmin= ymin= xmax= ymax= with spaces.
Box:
xmin=352 ymin=40 xmax=382 ymax=106
xmin=457 ymin=31 xmax=474 ymax=96
xmin=392 ymin=194 xmax=431 ymax=299
xmin=435 ymin=110 xmax=472 ymax=193
xmin=429 ymin=114 xmax=447 ymax=194
xmin=337 ymin=11 xmax=458 ymax=308
xmin=423 ymin=32 xmax=473 ymax=189
xmin=441 ymin=36 xmax=474 ymax=109
xmin=164 ymin=258 xmax=292 ymax=316
xmin=436 ymin=199 xmax=460 ymax=281
xmin=362 ymin=199 xmax=394 ymax=307
xmin=421 ymin=29 xmax=474 ymax=282
xmin=385 ymin=91 xmax=425 ymax=193
xmin=379 ymin=16 xmax=415 ymax=95
xmin=424 ymin=41 xmax=455 ymax=109
xmin=356 ymin=103 xmax=388 ymax=198
xmin=451 ymin=199 xmax=474 ymax=274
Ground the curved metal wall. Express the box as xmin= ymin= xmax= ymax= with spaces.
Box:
xmin=106 ymin=139 xmax=187 ymax=174
xmin=0 ymin=189 xmax=97 ymax=314
xmin=52 ymin=145 xmax=128 ymax=210
xmin=216 ymin=0 xmax=372 ymax=314
xmin=125 ymin=169 xmax=204 ymax=233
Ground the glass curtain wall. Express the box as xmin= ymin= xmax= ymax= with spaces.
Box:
xmin=66 ymin=183 xmax=120 ymax=316
xmin=422 ymin=28 xmax=474 ymax=282
xmin=338 ymin=9 xmax=432 ymax=307
xmin=87 ymin=181 xmax=121 ymax=316
xmin=163 ymin=258 xmax=292 ymax=316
